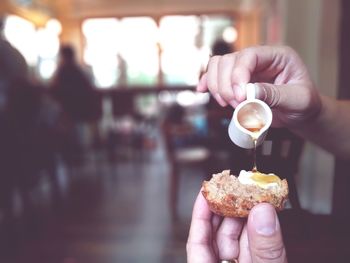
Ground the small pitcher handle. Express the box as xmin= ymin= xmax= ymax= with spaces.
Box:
xmin=246 ymin=83 xmax=256 ymax=101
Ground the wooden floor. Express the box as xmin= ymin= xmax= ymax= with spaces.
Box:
xmin=0 ymin=134 xmax=350 ymax=263
xmin=0 ymin=141 xmax=206 ymax=263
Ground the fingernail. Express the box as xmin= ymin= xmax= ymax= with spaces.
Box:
xmin=214 ymin=93 xmax=228 ymax=107
xmin=229 ymin=99 xmax=239 ymax=108
xmin=251 ymin=204 xmax=277 ymax=236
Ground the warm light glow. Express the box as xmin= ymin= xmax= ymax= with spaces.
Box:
xmin=222 ymin=26 xmax=238 ymax=43
xmin=46 ymin=19 xmax=62 ymax=35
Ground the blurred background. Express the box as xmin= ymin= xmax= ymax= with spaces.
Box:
xmin=0 ymin=0 xmax=348 ymax=262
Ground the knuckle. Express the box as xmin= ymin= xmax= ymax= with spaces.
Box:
xmin=206 ymin=56 xmax=219 ymax=72
xmin=253 ymin=244 xmax=285 ymax=261
xmin=220 ymin=53 xmax=234 ymax=64
xmin=221 ymin=231 xmax=240 ymax=241
xmin=231 ymin=66 xmax=250 ymax=84
xmin=231 ymin=66 xmax=243 ymax=77
xmin=238 ymin=47 xmax=256 ymax=62
xmin=217 ymin=56 xmax=229 ymax=71
xmin=207 ymin=79 xmax=218 ymax=92
xmin=209 ymin=55 xmax=220 ymax=64
xmin=280 ymin=45 xmax=297 ymax=57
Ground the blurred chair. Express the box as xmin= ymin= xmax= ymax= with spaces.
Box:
xmin=162 ymin=103 xmax=218 ymax=220
xmin=106 ymin=91 xmax=140 ymax=161
xmin=51 ymin=45 xmax=102 ymax=164
xmin=255 ymin=128 xmax=304 ymax=210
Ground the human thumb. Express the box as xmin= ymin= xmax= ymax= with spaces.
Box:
xmin=254 ymin=82 xmax=308 ymax=110
xmin=254 ymin=82 xmax=322 ymax=126
xmin=247 ymin=203 xmax=288 ymax=263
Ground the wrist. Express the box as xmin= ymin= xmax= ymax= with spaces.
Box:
xmin=283 ymin=87 xmax=323 ymax=130
xmin=289 ymin=95 xmax=332 ymax=141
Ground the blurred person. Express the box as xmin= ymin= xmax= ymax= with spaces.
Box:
xmin=0 ymin=16 xmax=31 ymax=250
xmin=0 ymin=16 xmax=28 ymax=113
xmin=0 ymin=79 xmax=57 ymax=256
xmin=212 ymin=39 xmax=234 ymax=56
xmin=51 ymin=44 xmax=97 ymax=124
xmin=51 ymin=44 xmax=101 ymax=160
xmin=188 ymin=45 xmax=350 ymax=262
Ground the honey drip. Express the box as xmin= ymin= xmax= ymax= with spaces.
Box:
xmin=241 ymin=121 xmax=280 ymax=187
xmin=243 ymin=125 xmax=265 ymax=173
xmin=251 ymin=173 xmax=280 ymax=186
xmin=245 ymin=127 xmax=263 ymax=133
xmin=252 ymin=137 xmax=257 ymax=172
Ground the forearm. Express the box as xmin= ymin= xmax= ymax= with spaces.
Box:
xmin=291 ymin=96 xmax=350 ymax=158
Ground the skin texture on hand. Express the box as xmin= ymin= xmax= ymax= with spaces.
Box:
xmin=197 ymin=46 xmax=322 ymax=128
xmin=187 ymin=191 xmax=288 ymax=263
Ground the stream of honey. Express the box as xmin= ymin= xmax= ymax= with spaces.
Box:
xmin=245 ymin=127 xmax=262 ymax=172
xmin=244 ymin=125 xmax=281 ymax=186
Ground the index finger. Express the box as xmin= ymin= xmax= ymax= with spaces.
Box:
xmin=187 ymin=190 xmax=217 ymax=263
xmin=232 ymin=46 xmax=282 ymax=81
xmin=230 ymin=46 xmax=294 ymax=100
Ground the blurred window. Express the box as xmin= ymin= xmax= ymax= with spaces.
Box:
xmin=82 ymin=18 xmax=120 ymax=88
xmin=4 ymin=15 xmax=37 ymax=65
xmin=37 ymin=19 xmax=62 ymax=80
xmin=4 ymin=16 xmax=61 ymax=80
xmin=82 ymin=15 xmax=235 ymax=88
xmin=119 ymin=17 xmax=159 ymax=86
xmin=159 ymin=16 xmax=201 ymax=86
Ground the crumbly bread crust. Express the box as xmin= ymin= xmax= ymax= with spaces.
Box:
xmin=202 ymin=170 xmax=288 ymax=218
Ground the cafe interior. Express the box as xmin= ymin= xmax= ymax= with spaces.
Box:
xmin=0 ymin=0 xmax=349 ymax=262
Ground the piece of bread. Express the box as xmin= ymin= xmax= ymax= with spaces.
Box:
xmin=202 ymin=170 xmax=288 ymax=218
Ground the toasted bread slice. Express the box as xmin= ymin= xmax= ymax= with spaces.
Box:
xmin=202 ymin=170 xmax=288 ymax=218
